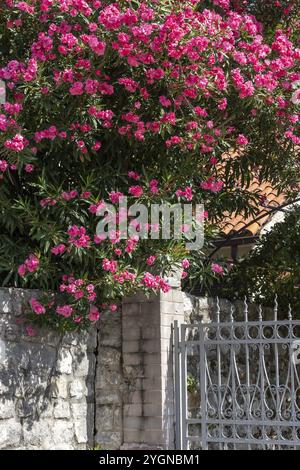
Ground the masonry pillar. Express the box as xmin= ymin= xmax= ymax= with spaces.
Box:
xmin=121 ymin=279 xmax=185 ymax=450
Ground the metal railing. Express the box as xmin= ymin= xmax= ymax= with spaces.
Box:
xmin=174 ymin=300 xmax=300 ymax=450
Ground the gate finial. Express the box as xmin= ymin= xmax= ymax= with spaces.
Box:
xmin=230 ymin=304 xmax=234 ymax=323
xmin=288 ymin=304 xmax=293 ymax=321
xmin=216 ymin=297 xmax=220 ymax=323
xmin=258 ymin=305 xmax=263 ymax=322
xmin=244 ymin=297 xmax=248 ymax=322
xmin=274 ymin=295 xmax=278 ymax=321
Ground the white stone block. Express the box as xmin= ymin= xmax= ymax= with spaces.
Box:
xmin=69 ymin=379 xmax=87 ymax=399
xmin=0 ymin=419 xmax=22 ymax=449
xmin=56 ymin=349 xmax=73 ymax=375
xmin=53 ymin=400 xmax=71 ymax=419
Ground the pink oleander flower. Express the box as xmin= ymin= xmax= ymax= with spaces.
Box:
xmin=141 ymin=272 xmax=171 ymax=293
xmin=81 ymin=191 xmax=92 ymax=199
xmin=25 ymin=254 xmax=39 ymax=273
xmin=25 ymin=164 xmax=34 ymax=173
xmin=149 ymin=179 xmax=159 ymax=194
xmin=102 ymin=258 xmax=118 ymax=274
xmin=51 ymin=244 xmax=66 ymax=256
xmin=29 ymin=298 xmax=46 ymax=315
xmin=56 ymin=305 xmax=73 ymax=318
xmin=128 ymin=171 xmax=140 ymax=180
xmin=0 ymin=161 xmax=8 ymax=173
xmin=88 ymin=305 xmax=100 ymax=321
xmin=146 ymin=255 xmax=157 ymax=266
xmin=70 ymin=81 xmax=84 ymax=96
xmin=68 ymin=225 xmax=90 ymax=248
xmin=61 ymin=190 xmax=78 ymax=201
xmin=236 ymin=134 xmax=249 ymax=146
xmin=129 ymin=185 xmax=143 ymax=198
xmin=109 ymin=191 xmax=124 ymax=204
xmin=159 ymin=95 xmax=172 ymax=107
xmin=125 ymin=237 xmax=139 ymax=254
xmin=18 ymin=264 xmax=26 ymax=277
xmin=200 ymin=178 xmax=224 ymax=193
xmin=182 ymin=259 xmax=190 ymax=270
xmin=181 ymin=224 xmax=190 ymax=233
xmin=211 ymin=263 xmax=224 ymax=275
xmin=5 ymin=134 xmax=28 ymax=152
xmin=218 ymin=98 xmax=228 ymax=110
xmin=74 ymin=290 xmax=84 ymax=300
xmin=92 ymin=141 xmax=102 ymax=151
xmin=19 ymin=254 xmax=39 ymax=277
xmin=89 ymin=201 xmax=105 ymax=214
xmin=176 ymin=187 xmax=193 ymax=201
xmin=109 ymin=304 xmax=118 ymax=312
xmin=40 ymin=197 xmax=57 ymax=208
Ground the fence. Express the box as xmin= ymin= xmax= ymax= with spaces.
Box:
xmin=174 ymin=300 xmax=300 ymax=450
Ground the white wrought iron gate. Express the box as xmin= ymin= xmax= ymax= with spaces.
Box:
xmin=174 ymin=302 xmax=300 ymax=450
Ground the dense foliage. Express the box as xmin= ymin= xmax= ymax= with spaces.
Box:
xmin=0 ymin=0 xmax=299 ymax=332
xmin=218 ymin=206 xmax=300 ymax=313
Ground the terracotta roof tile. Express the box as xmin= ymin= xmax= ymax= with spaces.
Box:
xmin=214 ymin=152 xmax=286 ymax=237
xmin=220 ymin=180 xmax=285 ymax=237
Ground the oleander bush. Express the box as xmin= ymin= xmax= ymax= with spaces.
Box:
xmin=0 ymin=0 xmax=299 ymax=331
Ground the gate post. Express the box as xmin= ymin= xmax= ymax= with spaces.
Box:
xmin=121 ymin=276 xmax=185 ymax=450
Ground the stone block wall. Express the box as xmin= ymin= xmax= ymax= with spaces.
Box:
xmin=0 ymin=286 xmax=194 ymax=450
xmin=0 ymin=288 xmax=98 ymax=450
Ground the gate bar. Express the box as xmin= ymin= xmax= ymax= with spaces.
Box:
xmin=180 ymin=323 xmax=188 ymax=450
xmin=199 ymin=322 xmax=208 ymax=450
xmin=174 ymin=321 xmax=182 ymax=450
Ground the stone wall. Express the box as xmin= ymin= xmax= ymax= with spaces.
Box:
xmin=0 ymin=286 xmax=193 ymax=450
xmin=0 ymin=288 xmax=97 ymax=450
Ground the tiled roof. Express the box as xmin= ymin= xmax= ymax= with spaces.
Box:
xmin=220 ymin=180 xmax=286 ymax=237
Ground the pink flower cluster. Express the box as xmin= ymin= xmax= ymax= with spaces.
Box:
xmin=114 ymin=270 xmax=137 ymax=285
xmin=0 ymin=160 xmax=8 ymax=173
xmin=201 ymin=178 xmax=224 ymax=193
xmin=129 ymin=186 xmax=143 ymax=198
xmin=59 ymin=276 xmax=97 ymax=303
xmin=18 ymin=254 xmax=39 ymax=277
xmin=51 ymin=244 xmax=66 ymax=256
xmin=5 ymin=134 xmax=28 ymax=152
xmin=176 ymin=187 xmax=193 ymax=201
xmin=29 ymin=298 xmax=46 ymax=315
xmin=212 ymin=263 xmax=224 ymax=275
xmin=102 ymin=258 xmax=118 ymax=274
xmin=141 ymin=272 xmax=171 ymax=294
xmin=68 ymin=225 xmax=91 ymax=248
xmin=56 ymin=305 xmax=73 ymax=318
